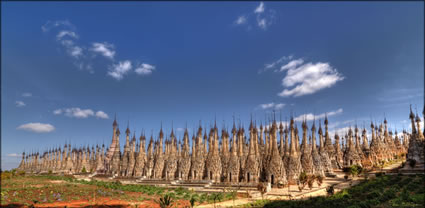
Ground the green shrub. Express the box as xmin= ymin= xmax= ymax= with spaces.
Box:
xmin=157 ymin=193 xmax=173 ymax=208
xmin=189 ymin=194 xmax=197 ymax=208
xmin=409 ymin=193 xmax=424 ymax=204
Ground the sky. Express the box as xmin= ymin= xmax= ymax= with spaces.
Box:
xmin=1 ymin=1 xmax=424 ymax=170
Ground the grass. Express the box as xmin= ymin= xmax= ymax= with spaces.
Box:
xmin=243 ymin=174 xmax=424 ymax=208
xmin=0 ymin=173 xmax=196 ymax=207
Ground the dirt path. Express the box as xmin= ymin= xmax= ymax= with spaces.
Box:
xmin=197 ymin=161 xmax=403 ymax=208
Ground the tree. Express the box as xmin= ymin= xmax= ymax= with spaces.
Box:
xmin=316 ymin=175 xmax=324 ymax=187
xmin=210 ymin=193 xmax=223 ymax=208
xmin=307 ymin=175 xmax=315 ymax=190
xmin=326 ymin=185 xmax=335 ymax=196
xmin=298 ymin=172 xmax=308 ymax=191
xmin=189 ymin=194 xmax=197 ymax=208
xmin=231 ymin=190 xmax=238 ymax=206
xmin=257 ymin=182 xmax=267 ymax=200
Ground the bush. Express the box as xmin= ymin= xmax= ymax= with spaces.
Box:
xmin=375 ymin=172 xmax=385 ymax=177
xmin=157 ymin=193 xmax=173 ymax=208
xmin=307 ymin=175 xmax=315 ymax=190
xmin=1 ymin=171 xmax=12 ymax=180
xmin=16 ymin=170 xmax=26 ymax=176
xmin=316 ymin=175 xmax=324 ymax=186
xmin=326 ymin=185 xmax=335 ymax=196
xmin=81 ymin=166 xmax=87 ymax=173
xmin=189 ymin=194 xmax=197 ymax=208
xmin=298 ymin=172 xmax=308 ymax=191
xmin=349 ymin=165 xmax=362 ymax=177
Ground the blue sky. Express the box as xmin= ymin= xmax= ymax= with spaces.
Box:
xmin=1 ymin=1 xmax=423 ymax=170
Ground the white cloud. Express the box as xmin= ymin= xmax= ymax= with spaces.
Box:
xmin=22 ymin=92 xmax=32 ymax=97
xmin=44 ymin=21 xmax=87 ymax=63
xmin=176 ymin=128 xmax=185 ymax=132
xmin=135 ymin=63 xmax=156 ymax=76
xmin=43 ymin=20 xmax=156 ymax=80
xmin=274 ymin=103 xmax=285 ymax=110
xmin=41 ymin=20 xmax=74 ymax=32
xmin=54 ymin=108 xmax=94 ymax=118
xmin=15 ymin=101 xmax=26 ymax=107
xmin=108 ymin=60 xmax=132 ymax=80
xmin=17 ymin=123 xmax=55 ymax=133
xmin=254 ymin=2 xmax=265 ymax=14
xmin=56 ymin=30 xmax=78 ymax=40
xmin=95 ymin=111 xmax=109 ymax=119
xmin=280 ymin=59 xmax=304 ymax=72
xmin=65 ymin=108 xmax=94 ymax=118
xmin=54 ymin=108 xmax=109 ymax=119
xmin=7 ymin=153 xmax=21 ymax=157
xmin=261 ymin=55 xmax=294 ymax=73
xmin=235 ymin=1 xmax=275 ymax=30
xmin=259 ymin=102 xmax=285 ymax=110
xmin=260 ymin=103 xmax=275 ymax=109
xmin=53 ymin=109 xmax=62 ymax=115
xmin=70 ymin=46 xmax=83 ymax=58
xmin=91 ymin=42 xmax=116 ymax=59
xmin=276 ymin=58 xmax=344 ymax=97
xmin=294 ymin=108 xmax=343 ymax=122
xmin=257 ymin=18 xmax=267 ymax=30
xmin=329 ymin=126 xmax=351 ymax=137
xmin=235 ymin=16 xmax=247 ymax=25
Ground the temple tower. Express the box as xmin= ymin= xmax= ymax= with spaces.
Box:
xmin=266 ymin=116 xmax=287 ymax=186
xmin=300 ymin=119 xmax=313 ymax=174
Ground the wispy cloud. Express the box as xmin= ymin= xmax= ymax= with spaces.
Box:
xmin=44 ymin=20 xmax=91 ymax=72
xmin=279 ymin=59 xmax=304 ymax=72
xmin=7 ymin=153 xmax=21 ymax=157
xmin=95 ymin=111 xmax=109 ymax=119
xmin=254 ymin=2 xmax=265 ymax=14
xmin=22 ymin=92 xmax=32 ymax=97
xmin=258 ymin=102 xmax=285 ymax=110
xmin=260 ymin=55 xmax=293 ymax=73
xmin=235 ymin=16 xmax=247 ymax=25
xmin=108 ymin=60 xmax=132 ymax=80
xmin=15 ymin=101 xmax=26 ymax=107
xmin=91 ymin=42 xmax=116 ymax=60
xmin=41 ymin=20 xmax=74 ymax=32
xmin=56 ymin=30 xmax=78 ymax=40
xmin=43 ymin=20 xmax=156 ymax=80
xmin=377 ymin=88 xmax=423 ymax=103
xmin=54 ymin=107 xmax=109 ymax=119
xmin=329 ymin=126 xmax=351 ymax=137
xmin=263 ymin=56 xmax=344 ymax=97
xmin=135 ymin=63 xmax=156 ymax=76
xmin=234 ymin=2 xmax=276 ymax=30
xmin=294 ymin=108 xmax=343 ymax=122
xmin=17 ymin=123 xmax=55 ymax=133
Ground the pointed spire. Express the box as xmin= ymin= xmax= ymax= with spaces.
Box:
xmin=113 ymin=113 xmax=118 ymax=127
xmin=125 ymin=120 xmax=130 ymax=135
xmin=214 ymin=114 xmax=217 ymax=130
xmin=159 ymin=121 xmax=164 ymax=138
xmin=170 ymin=121 xmax=175 ymax=138
xmin=232 ymin=114 xmax=237 ymax=134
